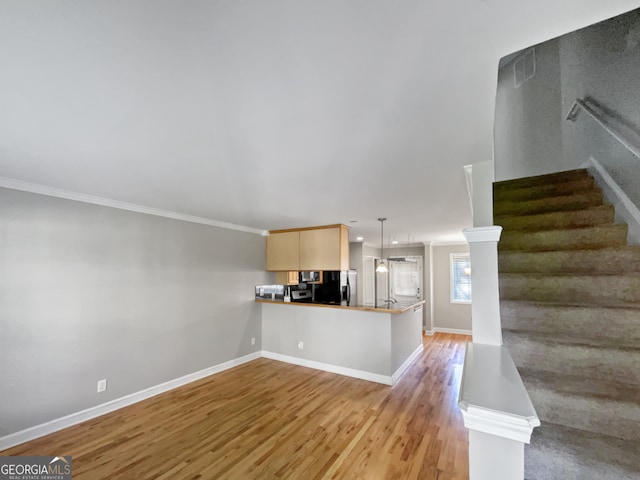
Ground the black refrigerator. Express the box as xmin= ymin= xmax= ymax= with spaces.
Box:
xmin=312 ymin=270 xmax=357 ymax=306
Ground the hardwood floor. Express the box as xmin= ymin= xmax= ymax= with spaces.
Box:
xmin=1 ymin=333 xmax=470 ymax=479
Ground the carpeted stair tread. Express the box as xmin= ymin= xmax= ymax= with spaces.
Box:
xmin=494 ymin=176 xmax=596 ymax=202
xmin=516 ymin=368 xmax=640 ymax=440
xmin=499 ymin=272 xmax=640 ymax=305
xmin=519 ymin=367 xmax=640 ymax=406
xmin=498 ymin=224 xmax=628 ymax=252
xmin=497 ymin=168 xmax=640 ymax=479
xmin=494 ymin=190 xmax=604 ymax=217
xmin=500 ymin=301 xmax=640 ymax=343
xmin=494 ymin=169 xmax=590 ymax=191
xmin=499 ymin=246 xmax=640 ymax=274
xmin=525 ymin=422 xmax=640 ymax=480
xmin=503 ymin=328 xmax=640 ymax=352
xmin=503 ymin=332 xmax=640 ymax=385
xmin=495 ymin=205 xmax=615 ymax=232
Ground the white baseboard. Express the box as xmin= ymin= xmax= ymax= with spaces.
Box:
xmin=425 ymin=327 xmax=472 ymax=336
xmin=1 ymin=344 xmax=431 ymax=450
xmin=0 ymin=351 xmax=262 ymax=451
xmin=261 ymin=351 xmax=393 ymax=385
xmin=391 ymin=344 xmax=424 ymax=385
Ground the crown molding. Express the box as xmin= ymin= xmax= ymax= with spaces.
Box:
xmin=430 ymin=240 xmax=469 ymax=246
xmin=0 ymin=176 xmax=269 ymax=236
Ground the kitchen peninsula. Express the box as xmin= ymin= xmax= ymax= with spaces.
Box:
xmin=257 ymin=299 xmax=426 ymax=385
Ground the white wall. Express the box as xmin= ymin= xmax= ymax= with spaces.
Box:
xmin=495 ymin=9 xmax=640 ymax=185
xmin=495 ymin=39 xmax=564 ymax=181
xmin=559 ymin=11 xmax=640 ymax=215
xmin=0 ymin=188 xmax=270 ymax=437
xmin=431 ymin=244 xmax=472 ymax=333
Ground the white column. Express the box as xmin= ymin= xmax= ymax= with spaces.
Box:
xmin=459 ymin=343 xmax=540 ymax=480
xmin=470 ymin=160 xmax=495 ymax=228
xmin=469 ymin=430 xmax=524 ymax=480
xmin=463 ymin=226 xmax=503 ymax=346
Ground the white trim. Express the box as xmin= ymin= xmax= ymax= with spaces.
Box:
xmin=430 ymin=240 xmax=469 ymax=246
xmin=0 ymin=343 xmax=428 ymax=450
xmin=462 ymin=226 xmax=503 ymax=243
xmin=428 ymin=243 xmax=434 ymax=333
xmin=460 ymin=406 xmax=539 ymax=444
xmin=424 ymin=327 xmax=472 ymax=336
xmin=0 ymin=351 xmax=262 ymax=451
xmin=262 ymin=351 xmax=393 ymax=386
xmin=391 ymin=344 xmax=424 ymax=384
xmin=0 ymin=176 xmax=269 ymax=236
xmin=458 ymin=343 xmax=540 ymax=444
xmin=584 ymin=156 xmax=640 ymax=244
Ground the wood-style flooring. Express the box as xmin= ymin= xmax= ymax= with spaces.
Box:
xmin=1 ymin=333 xmax=470 ymax=479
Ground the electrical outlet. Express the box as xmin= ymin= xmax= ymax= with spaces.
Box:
xmin=97 ymin=379 xmax=107 ymax=393
xmin=298 ymin=341 xmax=304 ymax=350
xmin=251 ymin=337 xmax=256 ymax=346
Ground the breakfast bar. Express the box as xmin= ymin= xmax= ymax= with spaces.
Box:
xmin=257 ymin=299 xmax=425 ymax=385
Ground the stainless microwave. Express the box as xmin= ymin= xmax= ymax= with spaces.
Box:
xmin=299 ymin=271 xmax=320 ymax=283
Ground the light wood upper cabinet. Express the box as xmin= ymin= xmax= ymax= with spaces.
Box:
xmin=275 ymin=271 xmax=299 ymax=285
xmin=300 ymin=225 xmax=349 ymax=271
xmin=266 ymin=231 xmax=299 ymax=271
xmin=266 ymin=224 xmax=349 ymax=272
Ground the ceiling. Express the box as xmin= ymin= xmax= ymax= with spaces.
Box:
xmin=1 ymin=1 xmax=638 ymax=245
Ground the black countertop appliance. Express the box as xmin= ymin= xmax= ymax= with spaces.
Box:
xmin=312 ymin=270 xmax=357 ymax=306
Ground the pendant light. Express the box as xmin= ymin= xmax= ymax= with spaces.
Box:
xmin=376 ymin=218 xmax=388 ymax=273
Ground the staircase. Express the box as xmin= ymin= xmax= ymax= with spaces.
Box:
xmin=494 ymin=169 xmax=640 ymax=480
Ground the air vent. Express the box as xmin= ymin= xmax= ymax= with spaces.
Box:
xmin=514 ymin=48 xmax=536 ymax=87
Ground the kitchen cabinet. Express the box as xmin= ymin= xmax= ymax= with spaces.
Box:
xmin=300 ymin=225 xmax=349 ymax=271
xmin=266 ymin=231 xmax=299 ymax=271
xmin=266 ymin=224 xmax=349 ymax=272
xmin=275 ymin=271 xmax=299 ymax=285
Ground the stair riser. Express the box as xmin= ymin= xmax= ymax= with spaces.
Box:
xmin=525 ymin=384 xmax=640 ymax=441
xmin=501 ymin=302 xmax=640 ymax=345
xmin=494 ymin=177 xmax=596 ymax=202
xmin=499 ymin=249 xmax=640 ymax=274
xmin=499 ymin=225 xmax=627 ymax=252
xmin=506 ymin=341 xmax=640 ymax=386
xmin=494 ymin=192 xmax=603 ymax=217
xmin=495 ymin=206 xmax=614 ymax=232
xmin=499 ymin=275 xmax=640 ymax=305
xmin=494 ymin=169 xmax=590 ymax=191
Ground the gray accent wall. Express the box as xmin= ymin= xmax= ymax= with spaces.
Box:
xmin=432 ymin=244 xmax=471 ymax=332
xmin=0 ymin=188 xmax=270 ymax=437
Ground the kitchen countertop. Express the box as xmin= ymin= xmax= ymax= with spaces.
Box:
xmin=255 ymin=298 xmax=425 ymax=314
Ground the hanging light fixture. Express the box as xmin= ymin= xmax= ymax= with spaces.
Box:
xmin=376 ymin=217 xmax=388 ymax=273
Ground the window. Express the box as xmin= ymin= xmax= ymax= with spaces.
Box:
xmin=450 ymin=253 xmax=471 ymax=304
xmin=389 ymin=257 xmax=422 ymax=299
